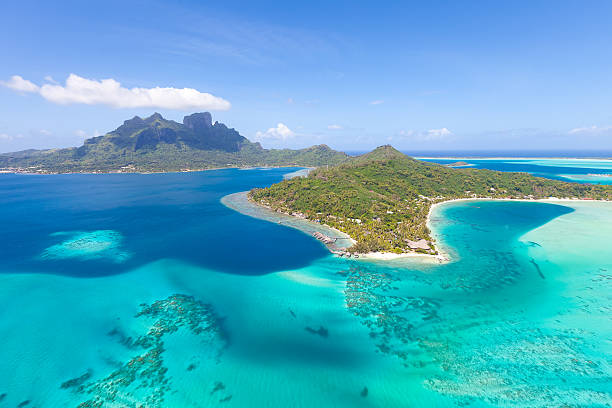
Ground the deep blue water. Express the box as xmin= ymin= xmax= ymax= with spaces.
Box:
xmin=0 ymin=169 xmax=328 ymax=277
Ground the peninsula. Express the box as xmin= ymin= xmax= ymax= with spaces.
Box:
xmin=0 ymin=112 xmax=349 ymax=173
xmin=249 ymin=146 xmax=612 ymax=255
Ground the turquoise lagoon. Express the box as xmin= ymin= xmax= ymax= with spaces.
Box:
xmin=0 ymin=169 xmax=611 ymax=407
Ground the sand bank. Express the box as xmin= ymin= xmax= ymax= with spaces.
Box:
xmin=221 ymin=191 xmax=355 ymax=253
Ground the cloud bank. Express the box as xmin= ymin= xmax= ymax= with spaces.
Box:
xmin=1 ymin=74 xmax=231 ymax=111
xmin=255 ymin=123 xmax=295 ymax=141
xmin=393 ymin=128 xmax=453 ymax=142
xmin=568 ymin=125 xmax=612 ymax=135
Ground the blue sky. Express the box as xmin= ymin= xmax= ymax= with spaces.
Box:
xmin=1 ymin=0 xmax=612 ymax=152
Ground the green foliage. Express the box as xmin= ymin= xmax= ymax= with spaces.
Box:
xmin=0 ymin=113 xmax=349 ymax=173
xmin=250 ymin=145 xmax=612 ymax=254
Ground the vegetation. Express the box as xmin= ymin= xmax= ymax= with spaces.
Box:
xmin=0 ymin=112 xmax=349 ymax=173
xmin=249 ymin=146 xmax=612 ymax=254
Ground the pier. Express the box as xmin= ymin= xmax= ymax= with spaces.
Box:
xmin=312 ymin=232 xmax=358 ymax=258
xmin=312 ymin=231 xmax=337 ymax=245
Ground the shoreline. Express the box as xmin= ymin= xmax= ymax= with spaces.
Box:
xmin=355 ymin=250 xmax=448 ymax=263
xmin=229 ymin=191 xmax=611 ymax=265
xmin=427 ymin=197 xmax=612 ymax=227
xmin=416 ymin=156 xmax=612 ymax=161
xmin=324 ymin=196 xmax=610 ymax=263
xmin=224 ymin=190 xmax=450 ymax=263
xmin=8 ymin=165 xmax=610 ymax=265
xmin=0 ymin=165 xmax=307 ymax=176
xmin=5 ymin=156 xmax=612 ymax=175
xmin=221 ymin=191 xmax=356 ymax=253
xmin=4 ymin=155 xmax=612 ymax=176
xmin=426 ymin=196 xmax=612 ymax=259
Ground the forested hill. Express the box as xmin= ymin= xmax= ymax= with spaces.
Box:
xmin=249 ymin=145 xmax=612 ymax=254
xmin=0 ymin=112 xmax=349 ymax=173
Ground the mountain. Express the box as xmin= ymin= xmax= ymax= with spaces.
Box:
xmin=249 ymin=145 xmax=612 ymax=254
xmin=349 ymin=144 xmax=408 ymax=164
xmin=0 ymin=113 xmax=349 ymax=173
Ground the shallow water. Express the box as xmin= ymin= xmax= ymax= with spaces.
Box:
xmin=0 ymin=170 xmax=610 ymax=407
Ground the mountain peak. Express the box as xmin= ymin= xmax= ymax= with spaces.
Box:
xmin=183 ymin=112 xmax=213 ymax=130
xmin=0 ymin=112 xmax=351 ymax=172
xmin=352 ymin=145 xmax=408 ymax=164
xmin=124 ymin=115 xmax=144 ymax=125
xmin=146 ymin=112 xmax=164 ymax=122
xmin=372 ymin=144 xmax=403 ymax=154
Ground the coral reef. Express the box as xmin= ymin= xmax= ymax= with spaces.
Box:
xmin=61 ymin=294 xmax=226 ymax=407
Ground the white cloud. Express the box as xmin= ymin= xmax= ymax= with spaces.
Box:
xmin=1 ymin=74 xmax=231 ymax=111
xmin=391 ymin=128 xmax=453 ymax=142
xmin=327 ymin=124 xmax=343 ymax=130
xmin=44 ymin=75 xmax=58 ymax=84
xmin=255 ymin=123 xmax=295 ymax=141
xmin=568 ymin=125 xmax=612 ymax=134
xmin=75 ymin=129 xmax=101 ymax=139
xmin=0 ymin=75 xmax=40 ymax=92
xmin=0 ymin=133 xmax=23 ymax=141
xmin=369 ymin=100 xmax=384 ymax=105
xmin=75 ymin=130 xmax=88 ymax=138
xmin=39 ymin=129 xmax=52 ymax=136
xmin=425 ymin=128 xmax=453 ymax=140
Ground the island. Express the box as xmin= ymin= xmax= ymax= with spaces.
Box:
xmin=0 ymin=112 xmax=349 ymax=173
xmin=445 ymin=161 xmax=472 ymax=167
xmin=249 ymin=146 xmax=612 ymax=256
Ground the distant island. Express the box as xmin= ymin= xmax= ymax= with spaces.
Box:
xmin=0 ymin=112 xmax=349 ymax=173
xmin=249 ymin=146 xmax=612 ymax=256
xmin=445 ymin=161 xmax=472 ymax=167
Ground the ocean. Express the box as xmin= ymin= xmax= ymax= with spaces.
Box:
xmin=0 ymin=163 xmax=610 ymax=407
xmin=418 ymin=157 xmax=612 ymax=185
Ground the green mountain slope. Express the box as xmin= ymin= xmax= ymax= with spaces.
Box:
xmin=249 ymin=145 xmax=612 ymax=254
xmin=0 ymin=113 xmax=349 ymax=173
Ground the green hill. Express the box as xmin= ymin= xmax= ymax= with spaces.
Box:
xmin=249 ymin=145 xmax=612 ymax=254
xmin=0 ymin=112 xmax=349 ymax=173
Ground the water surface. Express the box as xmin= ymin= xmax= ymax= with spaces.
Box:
xmin=420 ymin=157 xmax=612 ymax=184
xmin=0 ymin=170 xmax=610 ymax=407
